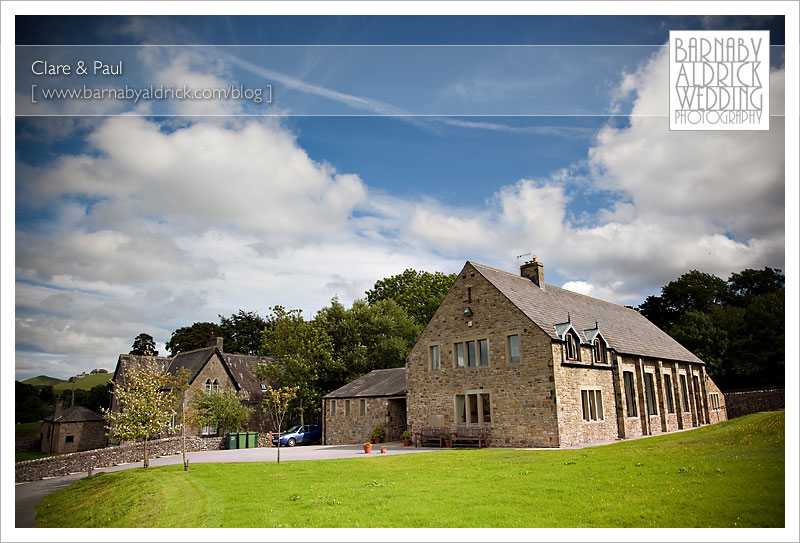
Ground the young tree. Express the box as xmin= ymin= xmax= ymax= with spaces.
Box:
xmin=262 ymin=386 xmax=298 ymax=464
xmin=188 ymin=388 xmax=253 ymax=435
xmin=102 ymin=357 xmax=174 ymax=468
xmin=164 ymin=367 xmax=192 ymax=470
xmin=129 ymin=333 xmax=159 ymax=356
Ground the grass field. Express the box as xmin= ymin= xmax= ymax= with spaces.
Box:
xmin=21 ymin=375 xmax=65 ymax=387
xmin=16 ymin=451 xmax=59 ymax=462
xmin=52 ymin=373 xmax=112 ymax=392
xmin=36 ymin=411 xmax=784 ymax=528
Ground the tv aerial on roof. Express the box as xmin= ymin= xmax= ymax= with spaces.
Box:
xmin=516 ymin=252 xmax=533 ymax=266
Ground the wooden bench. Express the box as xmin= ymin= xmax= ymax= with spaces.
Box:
xmin=452 ymin=427 xmax=490 ymax=448
xmin=415 ymin=427 xmax=444 ymax=448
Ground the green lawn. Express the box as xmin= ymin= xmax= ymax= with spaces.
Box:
xmin=52 ymin=372 xmax=112 ymax=392
xmin=36 ymin=411 xmax=784 ymax=528
xmin=16 ymin=451 xmax=59 ymax=462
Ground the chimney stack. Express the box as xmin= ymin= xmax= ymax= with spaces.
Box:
xmin=208 ymin=333 xmax=224 ymax=352
xmin=54 ymin=399 xmax=63 ymax=420
xmin=520 ymin=257 xmax=545 ymax=289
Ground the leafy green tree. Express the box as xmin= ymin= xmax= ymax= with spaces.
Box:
xmin=639 ymin=270 xmax=728 ymax=330
xmin=102 ymin=357 xmax=175 ymax=468
xmin=258 ymin=306 xmax=338 ymax=425
xmin=261 ymin=385 xmax=298 ymax=464
xmin=365 ymin=268 xmax=457 ymax=326
xmin=15 ymin=381 xmax=50 ymax=423
xmin=129 ymin=333 xmax=158 ymax=356
xmin=669 ymin=310 xmax=728 ymax=378
xmin=726 ymin=267 xmax=784 ymax=301
xmin=188 ymin=388 xmax=253 ymax=435
xmin=218 ymin=310 xmax=267 ymax=355
xmin=166 ymin=322 xmax=220 ymax=356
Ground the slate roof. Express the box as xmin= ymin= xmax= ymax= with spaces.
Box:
xmin=44 ymin=405 xmax=104 ymax=423
xmin=323 ymin=368 xmax=406 ymax=399
xmin=471 ymin=262 xmax=703 ymax=365
xmin=223 ymin=353 xmax=278 ymax=399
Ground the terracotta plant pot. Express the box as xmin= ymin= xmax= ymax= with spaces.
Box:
xmin=402 ymin=439 xmax=411 ymax=447
xmin=445 ymin=440 xmax=452 ymax=448
xmin=363 ymin=443 xmax=372 ymax=454
xmin=373 ymin=437 xmax=382 ymax=444
xmin=380 ymin=446 xmax=387 ymax=454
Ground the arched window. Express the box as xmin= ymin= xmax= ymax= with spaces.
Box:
xmin=593 ymin=338 xmax=607 ymax=364
xmin=565 ymin=332 xmax=579 ymax=361
xmin=205 ymin=379 xmax=212 ymax=393
xmin=212 ymin=379 xmax=220 ymax=392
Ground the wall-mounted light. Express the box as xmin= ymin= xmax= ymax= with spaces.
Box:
xmin=463 ymin=307 xmax=473 ymax=317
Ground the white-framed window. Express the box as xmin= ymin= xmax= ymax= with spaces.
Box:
xmin=345 ymin=399 xmax=351 ymax=416
xmin=205 ymin=379 xmax=212 ymax=393
xmin=454 ymin=339 xmax=489 ymax=367
xmin=201 ymin=424 xmax=217 ymax=436
xmin=709 ymin=392 xmax=721 ymax=411
xmin=565 ymin=332 xmax=580 ymax=361
xmin=330 ymin=399 xmax=337 ymax=415
xmin=644 ymin=373 xmax=658 ymax=415
xmin=508 ymin=334 xmax=520 ymax=363
xmin=580 ymin=389 xmax=604 ymax=422
xmin=430 ymin=345 xmax=440 ymax=370
xmin=593 ymin=339 xmax=607 ymax=364
xmin=664 ymin=373 xmax=675 ymax=413
xmin=360 ymin=399 xmax=366 ymax=416
xmin=455 ymin=391 xmax=491 ymax=425
xmin=260 ymin=383 xmax=267 ymax=392
xmin=212 ymin=379 xmax=220 ymax=392
xmin=623 ymin=371 xmax=637 ymax=417
xmin=679 ymin=374 xmax=690 ymax=411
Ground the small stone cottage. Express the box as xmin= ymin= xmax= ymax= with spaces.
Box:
xmin=322 ymin=368 xmax=407 ymax=444
xmin=405 ymin=259 xmax=727 ymax=448
xmin=110 ymin=336 xmax=276 ymax=438
xmin=40 ymin=401 xmax=107 ymax=454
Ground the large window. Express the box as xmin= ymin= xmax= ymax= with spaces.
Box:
xmin=205 ymin=379 xmax=212 ymax=393
xmin=456 ymin=392 xmax=491 ymax=425
xmin=623 ymin=371 xmax=637 ymax=417
xmin=644 ymin=373 xmax=658 ymax=415
xmin=330 ymin=400 xmax=337 ymax=415
xmin=345 ymin=399 xmax=351 ymax=416
xmin=679 ymin=374 xmax=690 ymax=411
xmin=581 ymin=389 xmax=604 ymax=422
xmin=709 ymin=392 xmax=721 ymax=410
xmin=201 ymin=424 xmax=217 ymax=436
xmin=360 ymin=399 xmax=367 ymax=416
xmin=430 ymin=345 xmax=440 ymax=371
xmin=664 ymin=374 xmax=675 ymax=413
xmin=455 ymin=339 xmax=489 ymax=367
xmin=508 ymin=334 xmax=520 ymax=363
xmin=565 ymin=333 xmax=579 ymax=361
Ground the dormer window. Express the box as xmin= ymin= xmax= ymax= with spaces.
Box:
xmin=565 ymin=332 xmax=580 ymax=361
xmin=593 ymin=338 xmax=608 ymax=364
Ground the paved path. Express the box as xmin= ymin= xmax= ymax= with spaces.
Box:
xmin=14 ymin=441 xmax=440 ymax=528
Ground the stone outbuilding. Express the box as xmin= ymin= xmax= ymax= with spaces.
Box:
xmin=40 ymin=401 xmax=107 ymax=454
xmin=322 ymin=368 xmax=407 ymax=444
xmin=405 ymin=259 xmax=728 ymax=448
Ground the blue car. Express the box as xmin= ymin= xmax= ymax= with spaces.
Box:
xmin=271 ymin=424 xmax=322 ymax=447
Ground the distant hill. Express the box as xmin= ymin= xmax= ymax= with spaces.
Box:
xmin=53 ymin=373 xmax=113 ymax=392
xmin=21 ymin=375 xmax=65 ymax=387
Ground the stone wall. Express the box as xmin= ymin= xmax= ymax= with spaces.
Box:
xmin=406 ymin=262 xmax=560 ymax=448
xmin=324 ymin=397 xmax=399 ymax=445
xmin=724 ymin=388 xmax=782 ymax=419
xmin=15 ymin=435 xmax=225 ymax=483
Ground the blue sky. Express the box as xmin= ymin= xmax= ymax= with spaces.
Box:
xmin=12 ymin=14 xmax=787 ymax=379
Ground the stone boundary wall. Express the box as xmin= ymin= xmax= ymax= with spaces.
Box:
xmin=15 ymin=435 xmax=225 ymax=483
xmin=724 ymin=388 xmax=784 ymax=419
xmin=16 ymin=437 xmax=41 ymax=452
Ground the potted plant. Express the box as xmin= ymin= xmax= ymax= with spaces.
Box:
xmin=363 ymin=441 xmax=373 ymax=454
xmin=369 ymin=425 xmax=385 ymax=444
xmin=401 ymin=430 xmax=412 ymax=447
xmin=442 ymin=433 xmax=452 ymax=448
xmin=380 ymin=445 xmax=387 ymax=454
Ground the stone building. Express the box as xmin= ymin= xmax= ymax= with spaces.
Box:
xmin=405 ymin=259 xmax=727 ymax=448
xmin=322 ymin=368 xmax=407 ymax=444
xmin=110 ymin=336 xmax=277 ymax=438
xmin=40 ymin=401 xmax=107 ymax=454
